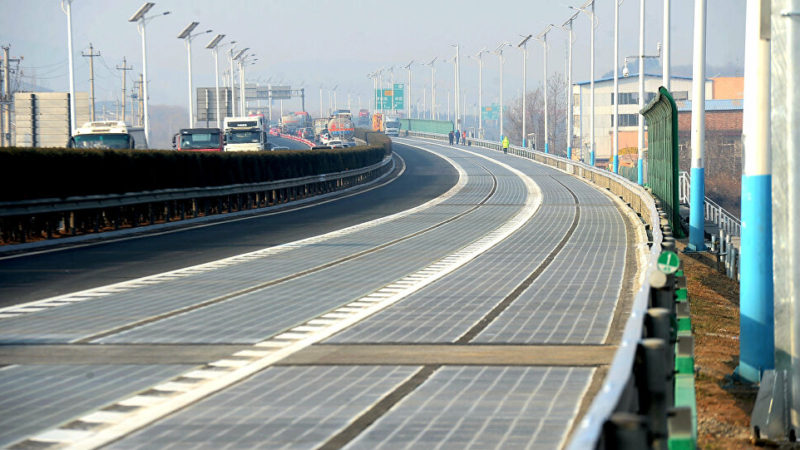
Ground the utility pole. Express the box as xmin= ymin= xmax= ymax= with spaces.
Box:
xmin=116 ymin=57 xmax=132 ymax=122
xmin=82 ymin=43 xmax=100 ymax=121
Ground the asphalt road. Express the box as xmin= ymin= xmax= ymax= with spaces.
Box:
xmin=0 ymin=142 xmax=458 ymax=306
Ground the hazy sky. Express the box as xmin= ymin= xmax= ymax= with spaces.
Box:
xmin=4 ymin=0 xmax=745 ymax=115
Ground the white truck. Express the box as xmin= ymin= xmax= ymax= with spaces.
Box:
xmin=68 ymin=121 xmax=147 ymax=149
xmin=383 ymin=118 xmax=401 ymax=137
xmin=223 ymin=116 xmax=269 ymax=151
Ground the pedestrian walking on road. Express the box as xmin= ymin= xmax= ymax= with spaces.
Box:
xmin=448 ymin=130 xmax=454 ymax=145
xmin=462 ymin=130 xmax=466 ymax=144
xmin=502 ymin=136 xmax=509 ymax=154
xmin=455 ymin=130 xmax=460 ymax=145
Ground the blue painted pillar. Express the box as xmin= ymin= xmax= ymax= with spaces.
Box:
xmin=613 ymin=155 xmax=619 ymax=174
xmin=567 ymin=146 xmax=572 ymax=160
xmin=544 ymin=142 xmax=549 ymax=154
xmin=590 ymin=148 xmax=595 ymax=166
xmin=736 ymin=0 xmax=773 ymax=383
xmin=637 ymin=158 xmax=644 ymax=185
xmin=687 ymin=0 xmax=707 ymax=252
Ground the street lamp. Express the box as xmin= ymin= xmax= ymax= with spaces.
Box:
xmin=570 ymin=0 xmax=595 ymax=165
xmin=205 ymin=34 xmax=225 ymax=128
xmin=178 ymin=22 xmax=212 ymax=128
xmin=624 ymin=41 xmax=662 ymax=183
xmin=535 ymin=25 xmax=554 ymax=153
xmin=613 ymin=0 xmax=621 ymax=173
xmin=60 ymin=0 xmax=77 ymax=135
xmin=560 ymin=13 xmax=579 ymax=160
xmin=468 ymin=48 xmax=487 ymax=139
xmin=493 ymin=42 xmax=512 ymax=140
xmin=235 ymin=52 xmax=255 ymax=116
xmin=425 ymin=57 xmax=437 ymax=119
xmin=403 ymin=60 xmax=413 ymax=119
xmin=451 ymin=44 xmax=461 ymax=130
xmin=129 ymin=2 xmax=170 ymax=147
xmin=232 ymin=48 xmax=247 ymax=116
xmin=518 ymin=34 xmax=532 ymax=147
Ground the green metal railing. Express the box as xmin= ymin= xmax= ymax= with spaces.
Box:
xmin=399 ymin=119 xmax=454 ymax=134
xmin=642 ymin=86 xmax=684 ymax=237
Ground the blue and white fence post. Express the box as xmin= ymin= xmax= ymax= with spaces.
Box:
xmin=738 ymin=0 xmax=774 ymax=383
xmin=688 ymin=0 xmax=707 ymax=252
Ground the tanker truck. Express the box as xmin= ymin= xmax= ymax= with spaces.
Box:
xmin=327 ymin=116 xmax=355 ymax=143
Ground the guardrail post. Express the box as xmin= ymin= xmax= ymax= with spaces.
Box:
xmin=603 ymin=413 xmax=649 ymax=449
xmin=636 ymin=338 xmax=670 ymax=449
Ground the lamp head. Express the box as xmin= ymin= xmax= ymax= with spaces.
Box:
xmin=129 ymin=2 xmax=154 ymax=22
xmin=178 ymin=22 xmax=199 ymax=39
xmin=622 ymin=65 xmax=630 ymax=77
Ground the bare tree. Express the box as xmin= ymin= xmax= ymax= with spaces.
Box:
xmin=503 ymin=72 xmax=567 ymax=153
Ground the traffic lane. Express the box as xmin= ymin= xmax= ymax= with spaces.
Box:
xmin=0 ymin=143 xmax=458 ymax=306
xmin=269 ymin=135 xmax=308 ymax=150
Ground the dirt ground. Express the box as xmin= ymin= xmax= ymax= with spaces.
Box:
xmin=677 ymin=240 xmax=759 ymax=449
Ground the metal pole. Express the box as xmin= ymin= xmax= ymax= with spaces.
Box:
xmin=477 ymin=54 xmax=483 ymax=137
xmin=239 ymin=60 xmax=245 ymax=116
xmin=738 ymin=0 xmax=774 ymax=384
xmin=566 ymin=24 xmax=573 ymax=159
xmin=432 ymin=65 xmax=436 ymax=119
xmin=522 ymin=44 xmax=527 ymax=147
xmin=455 ymin=44 xmax=461 ymax=131
xmin=663 ymin=0 xmax=671 ymax=91
xmin=62 ymin=0 xmax=77 ymax=135
xmin=688 ymin=0 xmax=707 ymax=251
xmin=589 ymin=1 xmax=595 ymax=166
xmin=770 ymin=0 xmax=800 ymax=437
xmin=613 ymin=1 xmax=620 ymax=173
xmin=139 ymin=21 xmax=150 ymax=146
xmin=637 ymin=0 xmax=646 ymax=183
xmin=543 ymin=34 xmax=549 ymax=153
xmin=499 ymin=51 xmax=505 ymax=139
xmin=186 ymin=37 xmax=194 ymax=127
xmin=213 ymin=49 xmax=220 ymax=127
xmin=319 ymin=86 xmax=323 ymax=118
xmin=229 ymin=49 xmax=236 ymax=116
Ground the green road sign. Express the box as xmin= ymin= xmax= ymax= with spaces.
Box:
xmin=657 ymin=251 xmax=681 ymax=274
xmin=375 ymin=85 xmax=405 ymax=110
xmin=482 ymin=104 xmax=500 ymax=120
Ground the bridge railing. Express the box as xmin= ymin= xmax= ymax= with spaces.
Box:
xmin=0 ymin=155 xmax=394 ymax=248
xmin=404 ymin=131 xmax=697 ymax=449
xmin=678 ymin=170 xmax=741 ymax=280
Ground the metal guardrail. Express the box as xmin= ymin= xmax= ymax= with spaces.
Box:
xmin=403 ymin=131 xmax=697 ymax=449
xmin=679 ymin=170 xmax=741 ymax=236
xmin=0 ymin=155 xmax=393 ymax=245
xmin=679 ymin=170 xmax=741 ymax=280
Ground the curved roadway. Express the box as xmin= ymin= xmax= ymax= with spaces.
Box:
xmin=0 ymin=137 xmax=640 ymax=449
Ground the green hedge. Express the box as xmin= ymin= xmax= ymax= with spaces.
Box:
xmin=354 ymin=128 xmax=392 ymax=155
xmin=0 ymin=146 xmax=386 ymax=201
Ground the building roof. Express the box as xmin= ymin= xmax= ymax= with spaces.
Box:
xmin=574 ymin=73 xmax=694 ymax=86
xmin=675 ymin=99 xmax=743 ymax=112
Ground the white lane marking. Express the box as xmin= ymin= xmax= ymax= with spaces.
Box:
xmin=80 ymin=411 xmax=128 ymax=424
xmin=0 ymin=150 xmax=466 ymax=321
xmin=31 ymin=429 xmax=92 ymax=443
xmin=29 ymin=142 xmax=543 ymax=450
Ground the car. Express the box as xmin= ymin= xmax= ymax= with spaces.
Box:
xmin=271 ymin=146 xmax=289 ymax=151
xmin=327 ymin=139 xmax=344 ymax=148
xmin=319 ymin=132 xmax=331 ymax=145
xmin=342 ymin=141 xmax=356 ymax=148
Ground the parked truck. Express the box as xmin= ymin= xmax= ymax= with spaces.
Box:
xmin=223 ymin=116 xmax=269 ymax=151
xmin=68 ymin=121 xmax=147 ymax=149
